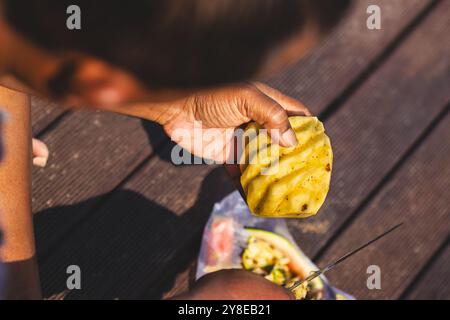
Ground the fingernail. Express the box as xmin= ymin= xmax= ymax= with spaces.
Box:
xmin=33 ymin=156 xmax=48 ymax=168
xmin=281 ymin=129 xmax=298 ymax=147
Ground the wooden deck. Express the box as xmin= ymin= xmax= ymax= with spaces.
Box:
xmin=31 ymin=0 xmax=449 ymax=300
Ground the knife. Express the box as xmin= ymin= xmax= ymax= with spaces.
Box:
xmin=288 ymin=222 xmax=403 ymax=291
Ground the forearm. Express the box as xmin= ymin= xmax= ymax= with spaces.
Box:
xmin=97 ymin=96 xmax=187 ymax=126
xmin=0 ymin=86 xmax=40 ymax=299
xmin=0 ymin=86 xmax=34 ymax=261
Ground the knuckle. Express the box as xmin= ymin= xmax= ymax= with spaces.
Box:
xmin=236 ymin=84 xmax=260 ymax=114
xmin=239 ymin=83 xmax=258 ymax=98
xmin=270 ymin=107 xmax=288 ymax=124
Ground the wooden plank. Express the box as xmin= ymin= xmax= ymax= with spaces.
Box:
xmin=165 ymin=1 xmax=450 ymax=298
xmin=285 ymin=0 xmax=450 ymax=257
xmin=31 ymin=0 xmax=428 ymax=240
xmin=38 ymin=164 xmax=234 ymax=299
xmin=315 ymin=112 xmax=450 ymax=299
xmin=268 ymin=0 xmax=432 ymax=115
xmin=32 ymin=0 xmax=428 ymax=215
xmin=161 ymin=261 xmax=196 ymax=299
xmin=405 ymin=241 xmax=450 ymax=300
xmin=28 ymin=0 xmax=430 ymax=134
xmin=34 ymin=0 xmax=438 ymax=298
xmin=31 ymin=96 xmax=68 ymax=135
xmin=32 ymin=111 xmax=167 ymax=257
xmin=157 ymin=0 xmax=442 ymax=298
xmin=36 ymin=0 xmax=444 ymax=298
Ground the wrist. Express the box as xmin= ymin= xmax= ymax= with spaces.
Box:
xmin=104 ymin=98 xmax=186 ymax=126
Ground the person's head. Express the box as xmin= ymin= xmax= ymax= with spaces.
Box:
xmin=1 ymin=0 xmax=351 ymax=107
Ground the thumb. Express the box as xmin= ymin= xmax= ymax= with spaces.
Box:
xmin=242 ymin=87 xmax=298 ymax=148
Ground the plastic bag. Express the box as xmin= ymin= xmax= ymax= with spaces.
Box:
xmin=196 ymin=191 xmax=354 ymax=300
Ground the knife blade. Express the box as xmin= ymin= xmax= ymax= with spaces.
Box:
xmin=288 ymin=222 xmax=403 ymax=291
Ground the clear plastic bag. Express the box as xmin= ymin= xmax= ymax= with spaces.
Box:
xmin=196 ymin=191 xmax=354 ymax=300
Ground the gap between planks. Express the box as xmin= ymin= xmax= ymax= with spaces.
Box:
xmin=314 ymin=103 xmax=450 ymax=264
xmin=30 ymin=0 xmax=440 ymax=300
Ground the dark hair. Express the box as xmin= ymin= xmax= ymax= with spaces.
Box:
xmin=5 ymin=0 xmax=351 ymax=89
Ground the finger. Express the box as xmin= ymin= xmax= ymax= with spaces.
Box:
xmin=32 ymin=138 xmax=49 ymax=167
xmin=242 ymin=87 xmax=298 ymax=148
xmin=252 ymin=82 xmax=312 ymax=116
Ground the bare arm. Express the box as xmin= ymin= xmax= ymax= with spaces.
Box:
xmin=172 ymin=269 xmax=293 ymax=300
xmin=0 ymin=85 xmax=41 ymax=299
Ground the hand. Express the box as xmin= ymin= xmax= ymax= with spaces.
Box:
xmin=162 ymin=83 xmax=311 ymax=163
xmin=172 ymin=269 xmax=294 ymax=300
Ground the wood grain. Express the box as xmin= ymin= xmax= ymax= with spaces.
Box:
xmin=286 ymin=0 xmax=450 ymax=258
xmin=316 ymin=112 xmax=450 ymax=299
xmin=32 ymin=111 xmax=167 ymax=257
xmin=38 ymin=162 xmax=234 ymax=299
xmin=31 ymin=96 xmax=68 ymax=135
xmin=268 ymin=0 xmax=432 ymax=115
xmin=32 ymin=0 xmax=429 ymax=255
xmin=31 ymin=0 xmax=447 ymax=299
xmin=405 ymin=241 xmax=450 ymax=300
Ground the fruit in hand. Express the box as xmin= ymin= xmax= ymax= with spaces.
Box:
xmin=240 ymin=117 xmax=332 ymax=218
